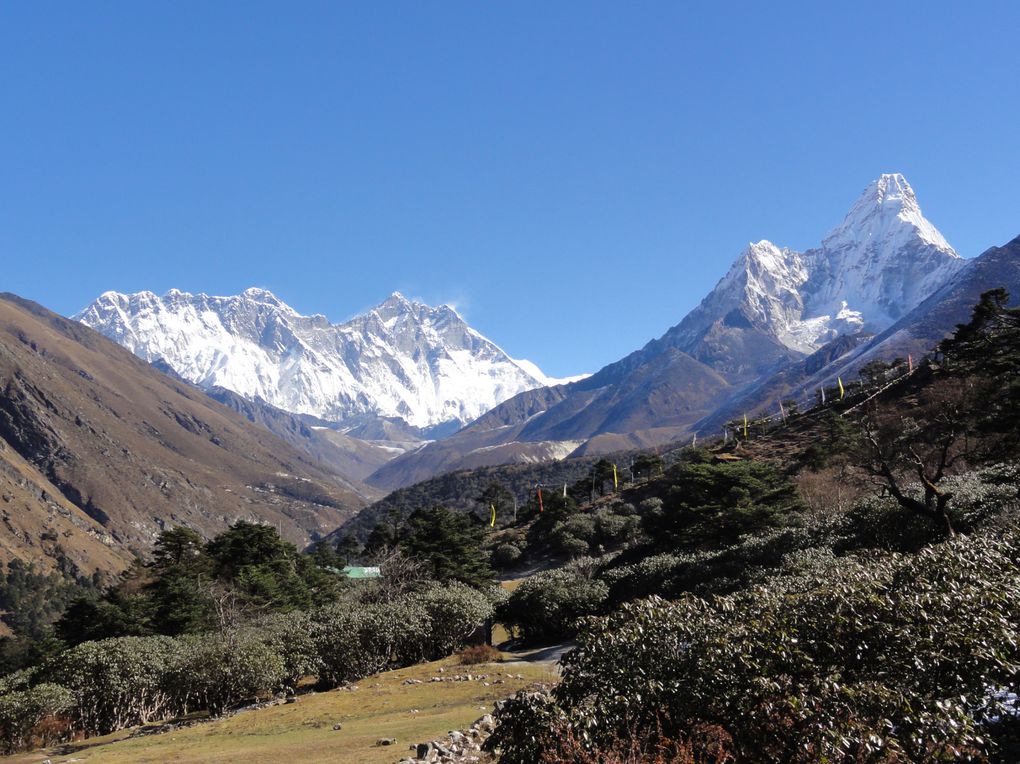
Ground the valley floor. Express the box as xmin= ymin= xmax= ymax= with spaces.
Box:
xmin=2 ymin=655 xmax=557 ymax=764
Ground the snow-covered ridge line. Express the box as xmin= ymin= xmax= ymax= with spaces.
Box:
xmin=75 ymin=289 xmax=566 ymax=430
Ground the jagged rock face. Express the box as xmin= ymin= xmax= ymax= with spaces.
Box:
xmin=671 ymin=174 xmax=964 ymax=363
xmin=76 ymin=289 xmax=556 ymax=430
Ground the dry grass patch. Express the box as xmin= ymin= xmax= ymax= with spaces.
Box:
xmin=457 ymin=644 xmax=502 ymax=665
xmin=1 ymin=655 xmax=556 ymax=764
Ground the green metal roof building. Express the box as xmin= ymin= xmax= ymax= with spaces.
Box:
xmin=341 ymin=565 xmax=382 ymax=579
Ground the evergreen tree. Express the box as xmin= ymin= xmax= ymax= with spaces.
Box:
xmin=477 ymin=481 xmax=514 ymax=527
xmin=643 ymin=460 xmax=802 ymax=550
xmin=632 ymin=453 xmax=664 ymax=481
xmin=205 ymin=522 xmax=321 ymax=613
xmin=939 ymin=287 xmax=1020 ymax=446
xmin=401 ymin=507 xmax=493 ymax=588
xmin=363 ymin=522 xmax=398 ymax=557
xmin=146 ymin=527 xmax=217 ymax=634
xmin=590 ymin=459 xmax=618 ymax=496
xmin=334 ymin=534 xmax=361 ymax=565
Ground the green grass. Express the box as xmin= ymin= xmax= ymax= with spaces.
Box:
xmin=2 ymin=655 xmax=556 ymax=764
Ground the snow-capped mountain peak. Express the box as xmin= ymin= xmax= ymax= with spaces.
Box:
xmin=671 ymin=173 xmax=966 ymax=362
xmin=803 ymin=173 xmax=964 ymax=330
xmin=822 ymin=172 xmax=954 ymax=253
xmin=76 ymin=288 xmax=560 ymax=430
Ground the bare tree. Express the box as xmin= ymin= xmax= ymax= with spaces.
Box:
xmin=854 ymin=377 xmax=976 ymax=537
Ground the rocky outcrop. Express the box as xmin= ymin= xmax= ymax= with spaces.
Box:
xmin=399 ymin=713 xmax=497 ymax=764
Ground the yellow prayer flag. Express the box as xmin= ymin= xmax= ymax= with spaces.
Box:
xmin=612 ymin=463 xmax=618 ymax=490
xmin=838 ymin=377 xmax=845 ymax=400
xmin=490 ymin=504 xmax=496 ymax=527
xmin=743 ymin=413 xmax=748 ymax=438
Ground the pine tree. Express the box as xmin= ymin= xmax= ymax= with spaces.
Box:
xmin=401 ymin=507 xmax=493 ymax=588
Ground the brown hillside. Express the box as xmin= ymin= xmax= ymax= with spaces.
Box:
xmin=0 ymin=294 xmax=366 ymax=567
xmin=0 ymin=439 xmax=130 ymax=575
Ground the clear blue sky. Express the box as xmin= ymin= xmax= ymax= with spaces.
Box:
xmin=2 ymin=2 xmax=1018 ymax=377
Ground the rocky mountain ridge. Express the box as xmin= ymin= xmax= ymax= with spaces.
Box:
xmin=363 ymin=174 xmax=982 ymax=488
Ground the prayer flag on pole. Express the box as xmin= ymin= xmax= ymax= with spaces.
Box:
xmin=838 ymin=377 xmax=845 ymax=400
xmin=612 ymin=464 xmax=619 ymax=490
xmin=536 ymin=486 xmax=544 ymax=513
xmin=562 ymin=483 xmax=567 ymax=498
xmin=908 ymin=354 xmax=914 ymax=373
xmin=743 ymin=413 xmax=748 ymax=438
xmin=490 ymin=504 xmax=496 ymax=527
xmin=779 ymin=400 xmax=787 ymax=421
xmin=821 ymin=386 xmax=826 ymax=404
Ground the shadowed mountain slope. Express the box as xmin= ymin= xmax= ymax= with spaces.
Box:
xmin=0 ymin=294 xmax=367 ymax=563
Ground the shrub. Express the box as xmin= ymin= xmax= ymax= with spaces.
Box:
xmin=409 ymin=582 xmax=495 ymax=660
xmin=593 ymin=509 xmax=635 ymax=546
xmin=557 ymin=535 xmax=591 ymax=559
xmin=560 ymin=515 xmax=597 ymax=543
xmin=249 ymin=611 xmax=320 ymax=689
xmin=492 ymin=542 xmax=523 ymax=569
xmin=42 ymin=635 xmax=183 ymax=736
xmin=312 ymin=601 xmax=422 ymax=686
xmin=493 ymin=533 xmax=1020 ymax=762
xmin=0 ymin=667 xmax=37 ymax=697
xmin=457 ymin=643 xmax=502 ymax=665
xmin=837 ymin=494 xmax=944 ymax=552
xmin=498 ymin=566 xmax=608 ymax=643
xmin=484 ymin=689 xmax=564 ymax=764
xmin=0 ymin=683 xmax=74 ymax=753
xmin=43 ymin=632 xmax=183 ymax=734
xmin=173 ymin=631 xmax=286 ymax=715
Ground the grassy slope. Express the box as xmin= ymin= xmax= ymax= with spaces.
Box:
xmin=3 ymin=655 xmax=556 ymax=764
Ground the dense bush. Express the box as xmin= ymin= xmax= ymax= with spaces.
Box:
xmin=836 ymin=465 xmax=1020 ymax=554
xmin=492 ymin=542 xmax=523 ymax=569
xmin=0 ymin=682 xmax=73 ymax=754
xmin=409 ymin=582 xmax=497 ymax=659
xmin=42 ymin=635 xmax=183 ymax=736
xmin=550 ymin=515 xmax=597 ymax=558
xmin=250 ymin=611 xmax=321 ymax=689
xmin=173 ymin=631 xmax=286 ymax=715
xmin=498 ymin=562 xmax=608 ymax=643
xmin=0 ymin=577 xmax=498 ymax=751
xmin=313 ymin=600 xmax=424 ymax=686
xmin=313 ymin=582 xmax=496 ymax=684
xmin=492 ymin=533 xmax=1020 ymax=762
xmin=544 ymin=507 xmax=643 ymax=559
